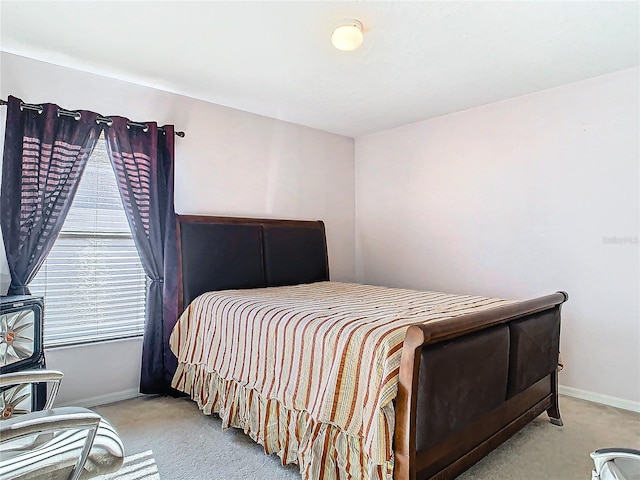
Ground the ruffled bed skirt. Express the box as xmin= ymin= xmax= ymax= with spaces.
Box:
xmin=172 ymin=363 xmax=394 ymax=480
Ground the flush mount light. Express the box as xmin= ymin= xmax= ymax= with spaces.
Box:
xmin=331 ymin=19 xmax=364 ymax=51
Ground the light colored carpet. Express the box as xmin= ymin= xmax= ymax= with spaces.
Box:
xmin=95 ymin=395 xmax=639 ymax=479
xmin=94 ymin=450 xmax=159 ymax=480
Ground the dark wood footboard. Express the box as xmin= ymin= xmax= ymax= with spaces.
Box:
xmin=394 ymin=292 xmax=568 ymax=480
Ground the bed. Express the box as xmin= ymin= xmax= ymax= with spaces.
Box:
xmin=170 ymin=215 xmax=567 ymax=480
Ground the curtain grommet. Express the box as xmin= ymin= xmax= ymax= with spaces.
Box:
xmin=57 ymin=109 xmax=81 ymax=120
xmin=20 ymin=103 xmax=43 ymax=114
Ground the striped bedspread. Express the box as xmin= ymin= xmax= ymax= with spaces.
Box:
xmin=170 ymin=282 xmax=514 ymax=479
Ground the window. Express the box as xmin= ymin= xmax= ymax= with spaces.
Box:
xmin=30 ymin=134 xmax=147 ymax=347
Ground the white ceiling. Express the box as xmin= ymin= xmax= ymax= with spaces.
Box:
xmin=1 ymin=1 xmax=638 ymax=137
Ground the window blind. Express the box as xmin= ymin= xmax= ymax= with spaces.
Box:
xmin=30 ymin=134 xmax=147 ymax=347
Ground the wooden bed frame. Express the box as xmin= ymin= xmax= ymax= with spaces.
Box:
xmin=175 ymin=214 xmax=568 ymax=480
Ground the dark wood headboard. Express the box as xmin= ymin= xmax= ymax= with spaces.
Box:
xmin=176 ymin=215 xmax=330 ymax=312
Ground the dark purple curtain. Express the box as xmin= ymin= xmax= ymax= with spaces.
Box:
xmin=103 ymin=118 xmax=178 ymax=394
xmin=1 ymin=96 xmax=102 ymax=295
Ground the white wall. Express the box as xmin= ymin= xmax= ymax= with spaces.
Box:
xmin=3 ymin=51 xmax=638 ymax=409
xmin=0 ymin=52 xmax=356 ymax=406
xmin=355 ymin=67 xmax=639 ymax=407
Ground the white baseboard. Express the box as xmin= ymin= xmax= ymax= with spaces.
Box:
xmin=58 ymin=388 xmax=142 ymax=409
xmin=559 ymin=385 xmax=640 ymax=413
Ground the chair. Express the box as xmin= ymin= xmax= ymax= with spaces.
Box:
xmin=0 ymin=370 xmax=125 ymax=480
xmin=591 ymin=448 xmax=640 ymax=480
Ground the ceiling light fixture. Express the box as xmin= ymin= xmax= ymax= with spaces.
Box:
xmin=331 ymin=19 xmax=364 ymax=51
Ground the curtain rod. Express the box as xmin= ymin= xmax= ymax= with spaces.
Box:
xmin=0 ymin=98 xmax=185 ymax=137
